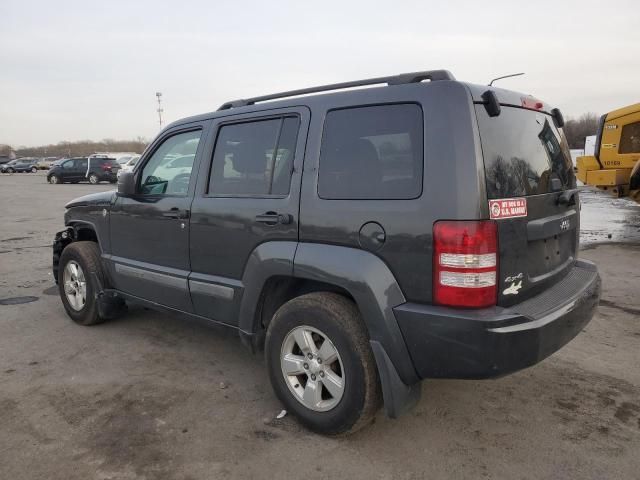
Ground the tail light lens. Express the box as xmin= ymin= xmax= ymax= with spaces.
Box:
xmin=101 ymin=163 xmax=112 ymax=171
xmin=433 ymin=220 xmax=498 ymax=308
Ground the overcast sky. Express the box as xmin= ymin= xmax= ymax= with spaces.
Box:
xmin=1 ymin=0 xmax=638 ymax=147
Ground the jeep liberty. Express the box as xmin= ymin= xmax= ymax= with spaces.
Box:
xmin=53 ymin=70 xmax=601 ymax=435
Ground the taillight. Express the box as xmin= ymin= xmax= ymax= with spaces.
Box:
xmin=101 ymin=164 xmax=111 ymax=171
xmin=433 ymin=220 xmax=498 ymax=308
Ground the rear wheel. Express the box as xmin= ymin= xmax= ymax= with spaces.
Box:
xmin=30 ymin=166 xmax=37 ymax=173
xmin=58 ymin=241 xmax=108 ymax=326
xmin=265 ymin=292 xmax=381 ymax=435
xmin=88 ymin=173 xmax=99 ymax=184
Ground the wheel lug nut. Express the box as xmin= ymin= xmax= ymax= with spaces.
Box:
xmin=307 ymin=353 xmax=313 ymax=359
xmin=303 ymin=363 xmax=309 ymax=370
xmin=319 ymin=371 xmax=325 ymax=378
xmin=317 ymin=358 xmax=322 ymax=364
xmin=311 ymin=374 xmax=316 ymax=381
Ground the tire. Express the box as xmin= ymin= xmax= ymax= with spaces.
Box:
xmin=48 ymin=174 xmax=60 ymax=184
xmin=88 ymin=173 xmax=99 ymax=184
xmin=31 ymin=166 xmax=37 ymax=173
xmin=57 ymin=241 xmax=108 ymax=326
xmin=265 ymin=292 xmax=381 ymax=435
xmin=7 ymin=168 xmax=14 ymax=173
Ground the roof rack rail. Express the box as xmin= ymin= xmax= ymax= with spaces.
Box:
xmin=218 ymin=69 xmax=455 ymax=110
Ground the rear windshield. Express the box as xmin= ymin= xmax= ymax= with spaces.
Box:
xmin=476 ymin=106 xmax=574 ymax=199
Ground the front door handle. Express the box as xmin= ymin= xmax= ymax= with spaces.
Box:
xmin=255 ymin=212 xmax=292 ymax=225
xmin=163 ymin=208 xmax=190 ymax=219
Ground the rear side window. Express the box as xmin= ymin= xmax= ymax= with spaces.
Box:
xmin=318 ymin=104 xmax=423 ymax=200
xmin=476 ymin=106 xmax=574 ymax=199
xmin=619 ymin=121 xmax=640 ymax=154
xmin=208 ymin=116 xmax=300 ymax=196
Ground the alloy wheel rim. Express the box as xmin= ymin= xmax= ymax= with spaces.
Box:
xmin=280 ymin=325 xmax=345 ymax=412
xmin=89 ymin=175 xmax=98 ymax=184
xmin=63 ymin=260 xmax=87 ymax=311
xmin=50 ymin=176 xmax=58 ymax=184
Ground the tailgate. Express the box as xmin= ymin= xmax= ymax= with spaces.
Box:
xmin=475 ymin=104 xmax=578 ymax=306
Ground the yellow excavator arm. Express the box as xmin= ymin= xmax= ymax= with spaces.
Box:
xmin=576 ymin=102 xmax=640 ymax=202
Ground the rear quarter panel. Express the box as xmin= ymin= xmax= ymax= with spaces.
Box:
xmin=299 ymin=81 xmax=486 ymax=304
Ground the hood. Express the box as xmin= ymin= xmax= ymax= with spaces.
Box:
xmin=65 ymin=191 xmax=116 ymax=209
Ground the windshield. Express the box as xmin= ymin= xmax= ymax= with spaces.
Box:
xmin=476 ymin=106 xmax=575 ymax=199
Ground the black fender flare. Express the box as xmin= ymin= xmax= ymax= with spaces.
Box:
xmin=237 ymin=241 xmax=419 ymax=386
xmin=292 ymin=243 xmax=419 ymax=387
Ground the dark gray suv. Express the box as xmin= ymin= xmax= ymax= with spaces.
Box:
xmin=52 ymin=70 xmax=601 ymax=435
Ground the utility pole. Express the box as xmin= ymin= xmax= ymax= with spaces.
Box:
xmin=156 ymin=92 xmax=164 ymax=128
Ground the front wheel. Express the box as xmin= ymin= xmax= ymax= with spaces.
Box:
xmin=58 ymin=241 xmax=109 ymax=326
xmin=7 ymin=167 xmax=14 ymax=173
xmin=30 ymin=166 xmax=37 ymax=173
xmin=265 ymin=292 xmax=381 ymax=435
xmin=48 ymin=174 xmax=60 ymax=184
xmin=88 ymin=173 xmax=99 ymax=184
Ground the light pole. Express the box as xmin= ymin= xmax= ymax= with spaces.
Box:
xmin=156 ymin=92 xmax=164 ymax=128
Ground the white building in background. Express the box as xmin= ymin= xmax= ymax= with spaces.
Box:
xmin=584 ymin=135 xmax=597 ymax=156
xmin=570 ymin=149 xmax=584 ymax=167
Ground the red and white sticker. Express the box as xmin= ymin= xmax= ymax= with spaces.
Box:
xmin=489 ymin=198 xmax=528 ymax=220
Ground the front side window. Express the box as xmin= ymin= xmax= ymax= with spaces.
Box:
xmin=318 ymin=104 xmax=424 ymax=200
xmin=139 ymin=130 xmax=202 ymax=195
xmin=62 ymin=160 xmax=75 ymax=169
xmin=208 ymin=116 xmax=300 ymax=196
xmin=619 ymin=121 xmax=640 ymax=154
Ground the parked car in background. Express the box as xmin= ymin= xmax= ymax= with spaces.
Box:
xmin=1 ymin=158 xmax=39 ymax=173
xmin=116 ymin=155 xmax=141 ymax=178
xmin=36 ymin=157 xmax=59 ymax=170
xmin=0 ymin=160 xmax=19 ymax=172
xmin=47 ymin=157 xmax=120 ymax=184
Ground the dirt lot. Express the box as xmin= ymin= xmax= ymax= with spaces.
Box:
xmin=1 ymin=172 xmax=639 ymax=480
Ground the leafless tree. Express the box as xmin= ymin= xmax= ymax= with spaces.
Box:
xmin=563 ymin=113 xmax=600 ymax=149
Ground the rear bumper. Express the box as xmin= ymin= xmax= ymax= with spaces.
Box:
xmin=395 ymin=260 xmax=601 ymax=379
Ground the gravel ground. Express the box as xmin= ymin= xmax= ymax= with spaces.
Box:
xmin=0 ymin=172 xmax=639 ymax=480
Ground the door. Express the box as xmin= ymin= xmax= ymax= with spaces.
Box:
xmin=189 ymin=108 xmax=309 ymax=325
xmin=59 ymin=159 xmax=80 ymax=181
xmin=475 ymin=105 xmax=579 ymax=306
xmin=108 ymin=125 xmax=207 ymax=311
xmin=75 ymin=158 xmax=88 ymax=180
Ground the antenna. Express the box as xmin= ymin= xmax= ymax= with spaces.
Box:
xmin=488 ymin=72 xmax=525 ymax=86
xmin=156 ymin=92 xmax=164 ymax=127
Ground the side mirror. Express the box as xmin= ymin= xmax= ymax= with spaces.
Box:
xmin=117 ymin=171 xmax=136 ymax=196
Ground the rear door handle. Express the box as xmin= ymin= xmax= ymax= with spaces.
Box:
xmin=163 ymin=208 xmax=190 ymax=219
xmin=255 ymin=212 xmax=292 ymax=225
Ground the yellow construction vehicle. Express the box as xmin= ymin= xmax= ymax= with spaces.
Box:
xmin=576 ymin=102 xmax=640 ymax=203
